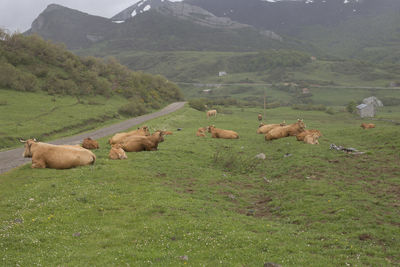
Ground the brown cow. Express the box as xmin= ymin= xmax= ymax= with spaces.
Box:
xmin=361 ymin=123 xmax=375 ymax=129
xmin=303 ymin=133 xmax=320 ymax=145
xmin=207 ymin=125 xmax=239 ymax=139
xmin=265 ymin=119 xmax=305 ymax=141
xmin=257 ymin=121 xmax=286 ymax=134
xmin=109 ymin=126 xmax=150 ymax=145
xmin=296 ymin=129 xmax=322 ymax=141
xmin=82 ymin=137 xmax=99 ymax=149
xmin=196 ymin=127 xmax=207 ymax=137
xmin=258 ymin=114 xmax=262 ymax=121
xmin=206 ymin=110 xmax=217 ymax=118
xmin=162 ymin=131 xmax=173 ymax=135
xmin=20 ymin=139 xmax=96 ymax=169
xmin=109 ymin=144 xmax=127 ymax=160
xmin=121 ymin=131 xmax=165 ymax=152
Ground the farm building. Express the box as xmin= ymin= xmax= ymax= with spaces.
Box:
xmin=363 ymin=96 xmax=383 ymax=108
xmin=356 ymin=103 xmax=375 ymax=118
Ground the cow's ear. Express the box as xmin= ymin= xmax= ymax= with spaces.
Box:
xmin=33 ymin=138 xmax=37 ymax=142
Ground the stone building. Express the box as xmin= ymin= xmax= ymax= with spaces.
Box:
xmin=356 ymin=103 xmax=375 ymax=118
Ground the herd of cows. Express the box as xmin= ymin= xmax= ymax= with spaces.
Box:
xmin=18 ymin=109 xmax=375 ymax=170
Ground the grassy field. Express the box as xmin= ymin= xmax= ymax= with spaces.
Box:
xmin=0 ymin=89 xmax=130 ymax=150
xmin=99 ymin=50 xmax=398 ymax=88
xmin=1 ymin=105 xmax=399 ymax=266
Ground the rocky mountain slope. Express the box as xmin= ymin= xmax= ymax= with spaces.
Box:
xmin=26 ymin=1 xmax=284 ymax=51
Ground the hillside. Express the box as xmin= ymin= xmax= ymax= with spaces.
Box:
xmin=0 ymin=29 xmax=182 ymax=103
xmin=186 ymin=0 xmax=400 ymax=62
xmin=0 ymin=30 xmax=183 ymax=148
xmin=26 ymin=2 xmax=289 ymax=52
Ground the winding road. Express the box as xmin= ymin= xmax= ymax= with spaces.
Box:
xmin=0 ymin=102 xmax=186 ymax=175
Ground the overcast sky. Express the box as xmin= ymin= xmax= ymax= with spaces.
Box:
xmin=0 ymin=0 xmax=144 ymax=32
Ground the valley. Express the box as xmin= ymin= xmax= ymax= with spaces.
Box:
xmin=0 ymin=0 xmax=399 ymax=265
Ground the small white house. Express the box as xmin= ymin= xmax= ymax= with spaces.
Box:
xmin=218 ymin=71 xmax=227 ymax=77
xmin=356 ymin=103 xmax=375 ymax=118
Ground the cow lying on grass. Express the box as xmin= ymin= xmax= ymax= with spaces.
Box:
xmin=361 ymin=123 xmax=375 ymax=129
xmin=296 ymin=129 xmax=322 ymax=141
xmin=82 ymin=137 xmax=99 ymax=149
xmin=207 ymin=125 xmax=239 ymax=139
xmin=196 ymin=127 xmax=207 ymax=137
xmin=109 ymin=126 xmax=150 ymax=145
xmin=109 ymin=144 xmax=127 ymax=160
xmin=265 ymin=119 xmax=305 ymax=141
xmin=20 ymin=139 xmax=96 ymax=169
xmin=121 ymin=131 xmax=165 ymax=152
xmin=303 ymin=133 xmax=320 ymax=145
xmin=257 ymin=121 xmax=286 ymax=134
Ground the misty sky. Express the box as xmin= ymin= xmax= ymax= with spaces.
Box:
xmin=0 ymin=0 xmax=145 ymax=32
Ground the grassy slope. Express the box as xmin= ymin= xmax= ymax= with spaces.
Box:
xmin=0 ymin=89 xmax=128 ymax=149
xmin=0 ymin=105 xmax=399 ymax=266
xmin=89 ymin=51 xmax=397 ymax=87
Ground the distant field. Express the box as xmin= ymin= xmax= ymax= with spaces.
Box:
xmin=96 ymin=50 xmax=397 ymax=88
xmin=0 ymin=89 xmax=129 ymax=149
xmin=1 ymin=105 xmax=399 ymax=266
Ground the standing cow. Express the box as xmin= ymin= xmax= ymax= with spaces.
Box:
xmin=206 ymin=110 xmax=217 ymax=119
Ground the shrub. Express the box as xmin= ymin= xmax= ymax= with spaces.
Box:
xmin=292 ymin=104 xmax=326 ymax=111
xmin=266 ymin=101 xmax=283 ymax=109
xmin=346 ymin=101 xmax=357 ymax=113
xmin=118 ymin=102 xmax=147 ymax=117
xmin=380 ymin=97 xmax=400 ymax=106
xmin=325 ymin=107 xmax=335 ymax=115
xmin=188 ymin=98 xmax=207 ymax=111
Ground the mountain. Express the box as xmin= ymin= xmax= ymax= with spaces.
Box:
xmin=185 ymin=0 xmax=400 ymax=62
xmin=185 ymin=0 xmax=399 ymax=34
xmin=26 ymin=1 xmax=286 ymax=51
xmin=26 ymin=4 xmax=119 ymax=50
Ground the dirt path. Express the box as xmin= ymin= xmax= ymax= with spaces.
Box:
xmin=0 ymin=102 xmax=186 ymax=175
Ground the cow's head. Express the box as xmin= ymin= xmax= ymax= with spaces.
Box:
xmin=20 ymin=138 xmax=37 ymax=158
xmin=140 ymin=126 xmax=150 ymax=136
xmin=297 ymin=119 xmax=305 ymax=129
xmin=207 ymin=125 xmax=215 ymax=133
xmin=154 ymin=131 xmax=165 ymax=142
xmin=111 ymin=143 xmax=123 ymax=149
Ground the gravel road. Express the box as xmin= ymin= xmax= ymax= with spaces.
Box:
xmin=0 ymin=101 xmax=186 ymax=174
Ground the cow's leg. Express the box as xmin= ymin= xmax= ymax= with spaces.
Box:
xmin=31 ymin=160 xmax=46 ymax=168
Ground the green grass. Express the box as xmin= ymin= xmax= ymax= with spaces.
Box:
xmin=0 ymin=89 xmax=129 ymax=149
xmin=1 ymin=105 xmax=399 ymax=266
xmin=92 ymin=50 xmax=398 ymax=88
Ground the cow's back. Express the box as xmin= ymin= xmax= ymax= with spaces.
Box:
xmin=33 ymin=144 xmax=95 ymax=169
